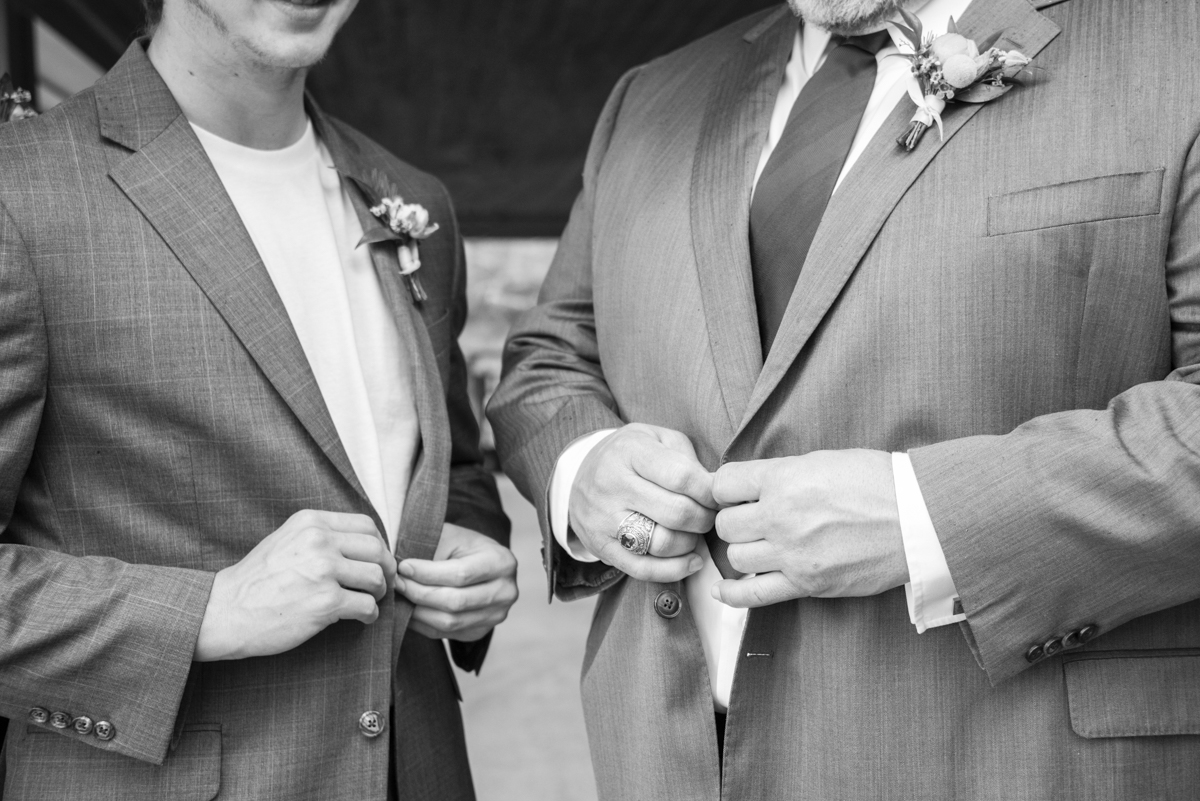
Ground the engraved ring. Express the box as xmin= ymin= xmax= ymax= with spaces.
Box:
xmin=616 ymin=511 xmax=656 ymax=556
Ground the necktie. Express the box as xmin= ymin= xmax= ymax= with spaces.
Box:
xmin=707 ymin=28 xmax=891 ymax=582
xmin=748 ymin=28 xmax=892 ymax=356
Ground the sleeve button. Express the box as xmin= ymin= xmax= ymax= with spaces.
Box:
xmin=49 ymin=711 xmax=72 ymax=729
xmin=1025 ymin=644 xmax=1045 ymax=663
xmin=93 ymin=721 xmax=116 ymax=741
xmin=72 ymin=716 xmax=94 ymax=736
xmin=1043 ymin=637 xmax=1065 ymax=657
xmin=1078 ymin=624 xmax=1100 ymax=643
xmin=28 ymin=708 xmax=49 ymax=725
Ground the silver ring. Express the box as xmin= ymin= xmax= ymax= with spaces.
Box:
xmin=617 ymin=511 xmax=656 ymax=556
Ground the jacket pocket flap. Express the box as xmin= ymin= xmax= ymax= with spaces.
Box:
xmin=987 ymin=169 xmax=1164 ymax=236
xmin=1065 ymin=652 xmax=1200 ymax=738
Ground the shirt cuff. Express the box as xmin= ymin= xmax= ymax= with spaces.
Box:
xmin=893 ymin=451 xmax=965 ymax=633
xmin=549 ymin=429 xmax=618 ymax=563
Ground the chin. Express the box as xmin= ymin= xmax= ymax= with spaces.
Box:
xmin=786 ymin=0 xmax=914 ymax=35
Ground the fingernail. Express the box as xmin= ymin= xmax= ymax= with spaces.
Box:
xmin=398 ymin=561 xmax=414 ymax=578
xmin=688 ymin=556 xmax=703 ymax=573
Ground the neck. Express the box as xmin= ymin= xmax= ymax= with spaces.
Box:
xmin=147 ymin=20 xmax=309 ymax=149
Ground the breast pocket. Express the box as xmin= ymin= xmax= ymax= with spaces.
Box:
xmin=987 ymin=169 xmax=1165 ymax=237
xmin=1064 ymin=650 xmax=1200 ymax=738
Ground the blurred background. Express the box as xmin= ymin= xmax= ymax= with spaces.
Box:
xmin=0 ymin=1 xmax=776 ymax=797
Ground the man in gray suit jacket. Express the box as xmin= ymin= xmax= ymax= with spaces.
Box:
xmin=0 ymin=0 xmax=517 ymax=798
xmin=489 ymin=0 xmax=1200 ymax=798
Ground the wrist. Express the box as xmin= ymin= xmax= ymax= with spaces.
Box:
xmin=194 ymin=568 xmax=241 ymax=662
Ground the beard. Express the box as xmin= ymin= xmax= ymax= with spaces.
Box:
xmin=786 ymin=0 xmax=924 ymax=35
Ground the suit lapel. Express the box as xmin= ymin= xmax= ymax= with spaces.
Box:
xmin=100 ymin=43 xmax=372 ymax=509
xmin=735 ymin=0 xmax=1062 ymax=435
xmin=314 ymin=107 xmax=449 ymax=564
xmin=690 ymin=7 xmax=795 ymax=430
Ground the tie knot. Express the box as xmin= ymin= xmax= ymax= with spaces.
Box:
xmin=835 ymin=29 xmax=893 ymax=56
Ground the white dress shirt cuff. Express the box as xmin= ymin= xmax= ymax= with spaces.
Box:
xmin=549 ymin=430 xmax=618 ymax=563
xmin=893 ymin=452 xmax=966 ymax=633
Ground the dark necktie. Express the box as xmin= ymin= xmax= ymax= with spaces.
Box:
xmin=707 ymin=28 xmax=891 ymax=582
xmin=748 ymin=28 xmax=892 ymax=356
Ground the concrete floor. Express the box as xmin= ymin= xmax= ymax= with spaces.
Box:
xmin=459 ymin=476 xmax=599 ymax=801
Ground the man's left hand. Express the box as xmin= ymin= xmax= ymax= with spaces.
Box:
xmin=710 ymin=450 xmax=909 ymax=608
xmin=397 ymin=523 xmax=519 ymax=641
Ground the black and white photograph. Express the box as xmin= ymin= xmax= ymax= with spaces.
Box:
xmin=0 ymin=0 xmax=1197 ymax=799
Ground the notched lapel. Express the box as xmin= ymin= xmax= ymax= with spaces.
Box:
xmin=101 ymin=50 xmax=372 ymax=510
xmin=315 ymin=108 xmax=450 ymax=563
xmin=690 ymin=6 xmax=795 ymax=431
xmin=735 ymin=0 xmax=1062 ymax=435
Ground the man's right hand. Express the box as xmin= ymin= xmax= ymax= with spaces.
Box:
xmin=194 ymin=510 xmax=395 ymax=662
xmin=569 ymin=423 xmax=716 ymax=583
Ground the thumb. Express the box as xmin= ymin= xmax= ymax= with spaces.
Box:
xmin=711 ymin=572 xmax=798 ymax=608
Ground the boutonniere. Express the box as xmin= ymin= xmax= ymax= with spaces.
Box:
xmin=0 ymin=74 xmax=36 ymax=123
xmin=351 ymin=169 xmax=440 ymax=303
xmin=888 ymin=12 xmax=1035 ymax=152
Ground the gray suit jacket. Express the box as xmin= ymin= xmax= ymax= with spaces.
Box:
xmin=489 ymin=1 xmax=1200 ymax=798
xmin=0 ymin=42 xmax=508 ymax=801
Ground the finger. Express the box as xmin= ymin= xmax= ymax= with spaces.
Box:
xmin=397 ymin=576 xmax=517 ymax=615
xmin=713 ymin=503 xmax=766 ymax=544
xmin=630 ymin=447 xmax=716 ymax=510
xmin=651 ymin=427 xmax=701 ymax=461
xmin=647 ymin=525 xmax=701 ymax=558
xmin=631 ymin=480 xmax=717 ymax=534
xmin=595 ymin=538 xmax=703 ymax=583
xmin=410 ymin=604 xmax=508 ymax=638
xmin=710 ymin=572 xmax=799 ymax=608
xmin=725 ymin=540 xmax=780 ymax=575
xmin=307 ymin=510 xmax=380 ymax=535
xmin=712 ymin=461 xmax=771 ymax=506
xmin=334 ymin=559 xmax=389 ymax=601
xmin=334 ymin=588 xmax=382 ymax=624
xmin=332 ymin=531 xmax=397 ymax=589
xmin=399 ymin=547 xmax=515 ymax=588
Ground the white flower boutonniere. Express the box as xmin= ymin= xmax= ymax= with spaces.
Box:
xmin=352 ymin=169 xmax=440 ymax=303
xmin=0 ymin=74 xmax=36 ymax=123
xmin=888 ymin=12 xmax=1036 ymax=152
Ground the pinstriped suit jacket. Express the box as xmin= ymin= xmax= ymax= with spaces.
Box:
xmin=0 ymin=42 xmax=507 ymax=800
xmin=490 ymin=0 xmax=1200 ymax=798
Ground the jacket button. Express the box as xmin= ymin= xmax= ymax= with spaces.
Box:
xmin=1043 ymin=637 xmax=1065 ymax=658
xmin=654 ymin=590 xmax=682 ymax=619
xmin=49 ymin=711 xmax=72 ymax=729
xmin=1025 ymin=644 xmax=1045 ymax=663
xmin=72 ymin=716 xmax=94 ymax=736
xmin=1078 ymin=624 xmax=1100 ymax=643
xmin=359 ymin=710 xmax=386 ymax=738
xmin=93 ymin=721 xmax=116 ymax=741
xmin=28 ymin=708 xmax=49 ymax=725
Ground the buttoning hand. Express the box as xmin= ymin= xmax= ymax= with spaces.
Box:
xmin=710 ymin=449 xmax=909 ymax=608
xmin=570 ymin=423 xmax=716 ymax=583
xmin=195 ymin=510 xmax=395 ymax=662
xmin=396 ymin=523 xmax=519 ymax=642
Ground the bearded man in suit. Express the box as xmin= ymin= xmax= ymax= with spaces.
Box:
xmin=0 ymin=0 xmax=518 ymax=798
xmin=489 ymin=0 xmax=1200 ymax=798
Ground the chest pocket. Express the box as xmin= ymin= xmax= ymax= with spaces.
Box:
xmin=987 ymin=169 xmax=1165 ymax=237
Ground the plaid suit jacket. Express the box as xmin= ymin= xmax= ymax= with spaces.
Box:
xmin=0 ymin=41 xmax=507 ymax=801
xmin=490 ymin=0 xmax=1200 ymax=798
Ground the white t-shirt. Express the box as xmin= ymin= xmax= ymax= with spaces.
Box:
xmin=194 ymin=120 xmax=420 ymax=551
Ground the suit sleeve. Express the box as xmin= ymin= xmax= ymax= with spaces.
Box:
xmin=0 ymin=202 xmax=215 ymax=765
xmin=909 ymin=131 xmax=1200 ymax=685
xmin=486 ymin=69 xmax=644 ymax=602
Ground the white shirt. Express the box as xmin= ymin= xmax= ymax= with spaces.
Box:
xmin=551 ymin=0 xmax=972 ymax=711
xmin=194 ymin=121 xmax=420 ymax=551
